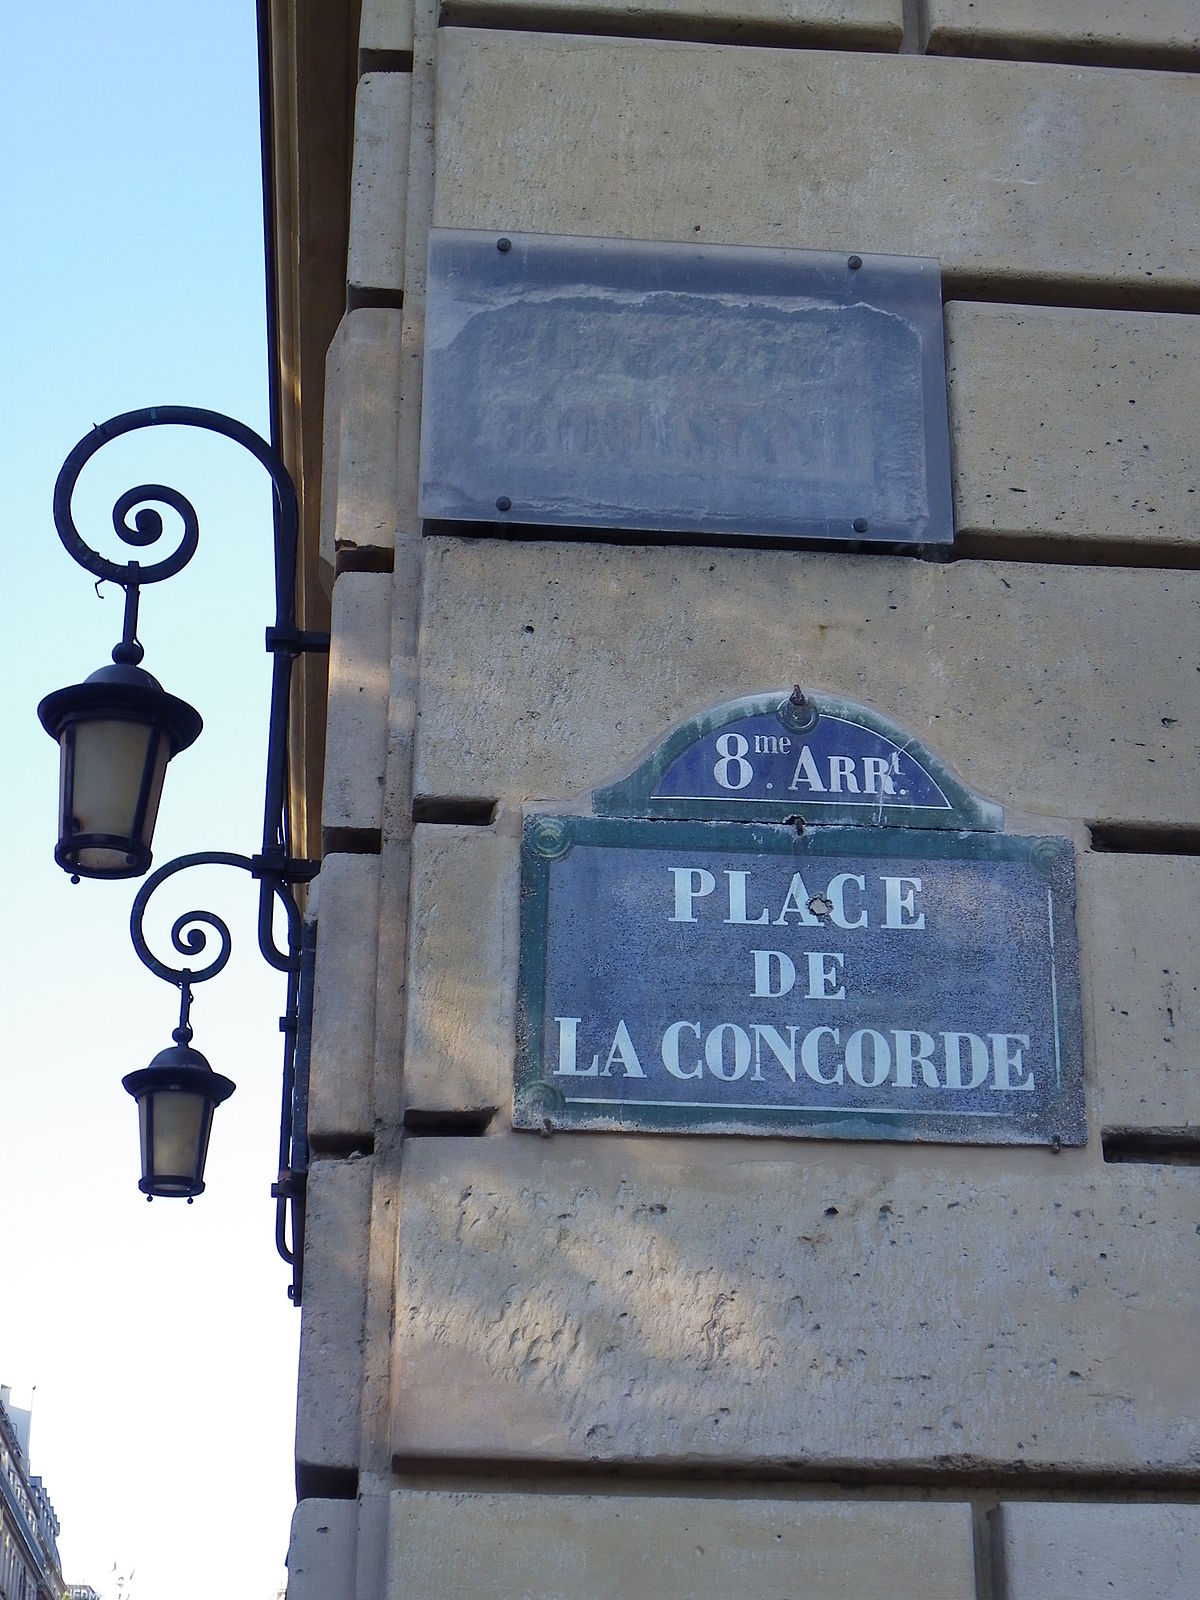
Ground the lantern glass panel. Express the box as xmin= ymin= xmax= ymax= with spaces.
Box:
xmin=64 ymin=719 xmax=170 ymax=874
xmin=139 ymin=1088 xmax=214 ymax=1195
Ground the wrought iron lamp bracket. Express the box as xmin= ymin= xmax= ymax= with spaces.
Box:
xmin=129 ymin=850 xmax=304 ymax=984
xmin=50 ymin=407 xmax=328 ymax=1302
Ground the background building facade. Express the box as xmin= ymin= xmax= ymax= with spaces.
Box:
xmin=0 ymin=1391 xmax=64 ymax=1600
xmin=262 ymin=1 xmax=1200 ymax=1595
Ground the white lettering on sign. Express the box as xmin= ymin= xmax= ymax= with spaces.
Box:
xmin=554 ymin=1016 xmax=647 ymax=1078
xmin=807 ymin=951 xmax=846 ymax=1000
xmin=709 ymin=736 xmax=904 ymax=797
xmin=602 ymin=864 xmax=1039 ymax=1099
xmin=884 ymin=876 xmax=925 ymax=930
xmin=944 ymin=1030 xmax=991 ymax=1089
xmin=828 ymin=873 xmax=867 ymax=929
xmin=553 ymin=1016 xmax=596 ymax=1075
xmin=725 ymin=870 xmax=769 ymax=926
xmin=786 ymin=746 xmax=899 ymax=796
xmin=846 ymin=1028 xmax=891 ymax=1087
xmin=751 ymin=949 xmax=793 ymax=997
xmin=799 ymin=1026 xmax=842 ymax=1085
xmin=750 ymin=950 xmax=846 ymax=1000
xmin=713 ymin=733 xmax=753 ymax=790
xmin=671 ymin=866 xmax=925 ymax=931
xmin=559 ymin=1018 xmax=1037 ymax=1093
xmin=991 ymin=1032 xmax=1033 ymax=1091
xmin=662 ymin=1020 xmax=703 ymax=1080
xmin=706 ymin=1023 xmax=751 ymax=1081
xmin=669 ymin=866 xmax=716 ymax=922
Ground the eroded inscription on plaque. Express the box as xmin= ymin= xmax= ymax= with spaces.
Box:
xmin=421 ymin=230 xmax=954 ymax=544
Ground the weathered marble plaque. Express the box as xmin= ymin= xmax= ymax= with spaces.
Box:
xmin=421 ymin=229 xmax=954 ymax=544
xmin=515 ymin=816 xmax=1084 ymax=1146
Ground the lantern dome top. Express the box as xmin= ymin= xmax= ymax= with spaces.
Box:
xmin=123 ymin=1041 xmax=236 ymax=1100
xmin=37 ymin=661 xmax=203 ymax=750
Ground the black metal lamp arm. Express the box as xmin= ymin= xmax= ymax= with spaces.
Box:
xmin=51 ymin=405 xmax=327 ymax=920
xmin=129 ymin=850 xmax=311 ymax=1282
xmin=52 ymin=407 xmax=328 ymax=1298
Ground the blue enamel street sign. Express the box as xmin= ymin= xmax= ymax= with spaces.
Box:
xmin=515 ymin=816 xmax=1085 ymax=1147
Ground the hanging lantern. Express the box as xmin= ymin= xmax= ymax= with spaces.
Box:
xmin=38 ymin=661 xmax=201 ymax=881
xmin=122 ymin=1039 xmax=236 ymax=1201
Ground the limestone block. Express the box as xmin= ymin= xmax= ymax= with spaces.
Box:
xmin=433 ymin=32 xmax=1200 ymax=298
xmin=309 ymin=854 xmax=381 ymax=1145
xmin=390 ymin=1136 xmax=1200 ymax=1472
xmin=992 ymin=1502 xmax=1200 ymax=1600
xmin=440 ymin=0 xmax=902 ymax=50
xmin=947 ymin=303 xmax=1200 ymax=551
xmin=415 ymin=540 xmax=1200 ymax=827
xmin=1078 ymin=852 xmax=1200 ymax=1133
xmin=923 ymin=0 xmax=1200 ymax=67
xmin=288 ymin=1499 xmax=357 ymax=1600
xmin=320 ymin=310 xmax=405 ymax=572
xmin=361 ymin=0 xmax=413 ymax=58
xmin=392 ymin=299 xmax=426 ymax=535
xmin=354 ymin=1486 xmax=391 ymax=1600
xmin=404 ymin=821 xmax=518 ymax=1120
xmin=322 ymin=570 xmax=393 ymax=844
xmin=387 ymin=1491 xmax=976 ymax=1599
xmin=297 ymin=1155 xmax=374 ymax=1471
xmin=348 ymin=73 xmax=412 ymax=296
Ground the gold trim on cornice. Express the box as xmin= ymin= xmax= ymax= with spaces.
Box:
xmin=259 ymin=0 xmax=362 ymax=863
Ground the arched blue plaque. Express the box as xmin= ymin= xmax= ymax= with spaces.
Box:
xmin=593 ymin=690 xmax=1003 ymax=831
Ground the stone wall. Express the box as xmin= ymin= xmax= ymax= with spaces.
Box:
xmin=288 ymin=1 xmax=1200 ymax=1594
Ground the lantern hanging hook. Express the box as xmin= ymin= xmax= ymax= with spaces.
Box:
xmin=173 ymin=976 xmax=195 ymax=1046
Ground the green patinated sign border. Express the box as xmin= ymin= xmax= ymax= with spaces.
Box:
xmin=592 ymin=691 xmax=1004 ymax=831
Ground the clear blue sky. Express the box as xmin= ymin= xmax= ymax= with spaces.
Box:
xmin=2 ymin=6 xmax=300 ymax=1597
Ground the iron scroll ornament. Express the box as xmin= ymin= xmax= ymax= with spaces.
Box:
xmin=44 ymin=407 xmax=328 ymax=1301
xmin=52 ymin=406 xmax=297 ymax=589
xmin=130 ymin=850 xmax=303 ymax=986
